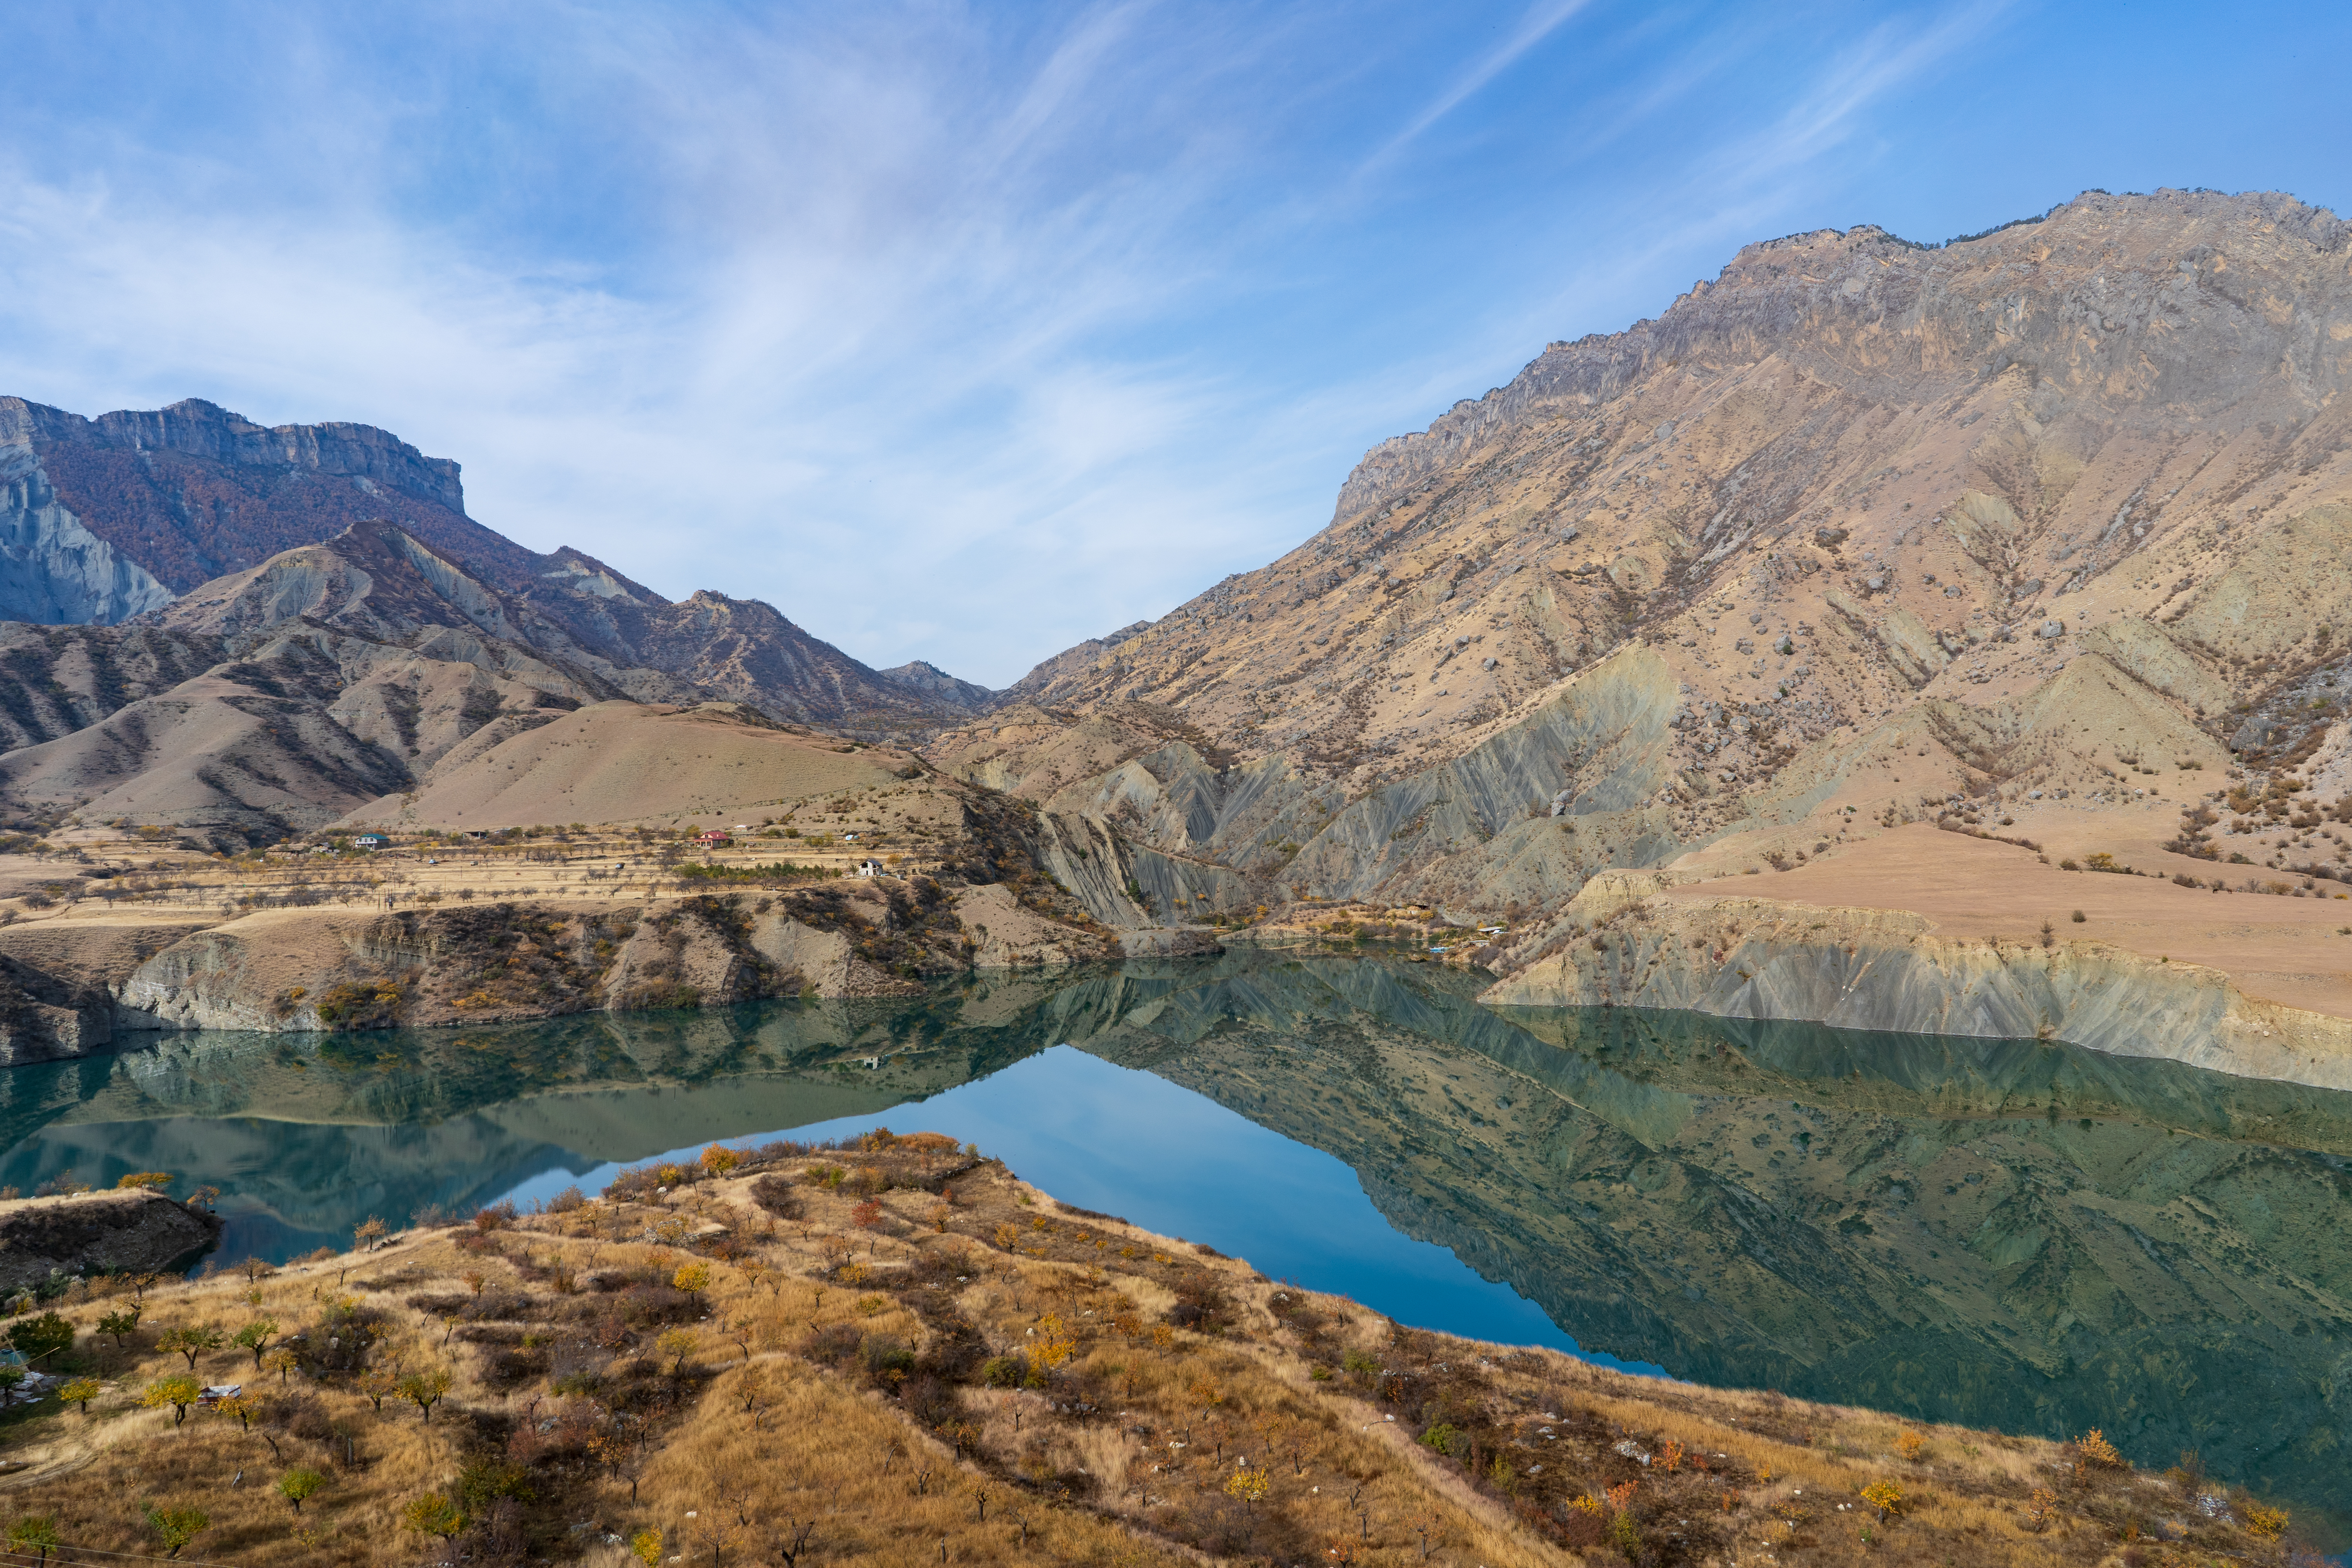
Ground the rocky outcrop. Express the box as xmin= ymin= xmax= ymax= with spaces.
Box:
xmin=1481 ymin=872 xmax=2352 ymax=1089
xmin=876 ymin=660 xmax=993 ymax=711
xmin=0 ymin=1189 xmax=222 ymax=1290
xmin=952 ymin=882 xmax=1104 ymax=969
xmin=0 ymin=881 xmax=1074 ymax=1051
xmin=0 ymin=949 xmax=118 ymax=1065
xmin=0 ymin=920 xmax=200 ymax=1062
xmin=0 ymin=455 xmax=173 ymax=624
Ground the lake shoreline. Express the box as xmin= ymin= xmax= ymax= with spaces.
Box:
xmin=1481 ymin=869 xmax=2352 ymax=1091
xmin=0 ymin=1130 xmax=2316 ymax=1564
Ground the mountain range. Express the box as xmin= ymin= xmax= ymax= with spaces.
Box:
xmin=0 ymin=396 xmax=987 ymax=735
xmin=7 ymin=189 xmax=2352 ymax=922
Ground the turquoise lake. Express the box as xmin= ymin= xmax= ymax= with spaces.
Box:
xmin=3 ymin=951 xmax=2346 ymax=1528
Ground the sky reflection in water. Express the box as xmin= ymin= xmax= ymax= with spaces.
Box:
xmin=494 ymin=1044 xmax=1652 ymax=1372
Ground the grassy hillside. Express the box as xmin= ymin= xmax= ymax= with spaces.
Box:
xmin=0 ymin=1133 xmax=2308 ymax=1566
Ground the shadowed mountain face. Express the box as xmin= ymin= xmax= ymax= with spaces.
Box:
xmin=0 ymin=397 xmax=545 ymax=612
xmin=0 ymin=399 xmax=989 ymax=733
xmin=5 ymin=953 xmax=2347 ymax=1517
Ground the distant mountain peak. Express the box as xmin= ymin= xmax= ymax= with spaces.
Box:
xmin=0 ymin=399 xmax=991 ymax=736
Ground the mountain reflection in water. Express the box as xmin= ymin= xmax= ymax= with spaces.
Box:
xmin=2 ymin=950 xmax=2345 ymax=1520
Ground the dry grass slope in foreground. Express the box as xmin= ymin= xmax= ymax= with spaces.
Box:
xmin=0 ymin=1135 xmax=2310 ymax=1566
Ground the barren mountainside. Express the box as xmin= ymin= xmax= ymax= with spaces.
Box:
xmin=931 ymin=188 xmax=2352 ymax=946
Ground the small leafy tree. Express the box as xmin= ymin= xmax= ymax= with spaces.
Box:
xmin=56 ymin=1377 xmax=100 ymax=1414
xmin=354 ymin=1216 xmax=388 ymax=1247
xmin=1860 ymin=1479 xmax=1904 ymax=1519
xmin=158 ymin=1324 xmax=223 ymax=1371
xmin=234 ymin=1318 xmax=280 ymax=1369
xmin=2244 ymin=1499 xmax=2290 ymax=1542
xmin=359 ymin=1363 xmax=399 ymax=1413
xmin=7 ymin=1313 xmax=73 ymax=1366
xmin=212 ymin=1393 xmax=259 ymax=1433
xmin=1223 ymin=1466 xmax=1270 ymax=1512
xmin=115 ymin=1171 xmax=173 ymax=1191
xmin=700 ymin=1143 xmax=741 ymax=1178
xmin=2074 ymin=1428 xmax=2126 ymax=1471
xmin=397 ymin=1365 xmax=453 ymax=1421
xmin=5 ymin=1514 xmax=61 ymax=1566
xmin=97 ymin=1305 xmax=143 ymax=1347
xmin=144 ymin=1503 xmax=211 ymax=1559
xmin=657 ymin=1328 xmax=699 ymax=1375
xmin=1033 ymin=1313 xmax=1077 ymax=1370
xmin=673 ymin=1261 xmax=712 ymax=1298
xmin=1604 ymin=1484 xmax=1639 ymax=1556
xmin=631 ymin=1527 xmax=663 ymax=1566
xmin=262 ymin=1347 xmax=301 ymax=1386
xmin=400 ymin=1492 xmax=465 ymax=1540
xmin=143 ymin=1374 xmax=203 ymax=1426
xmin=278 ymin=1468 xmax=327 ymax=1513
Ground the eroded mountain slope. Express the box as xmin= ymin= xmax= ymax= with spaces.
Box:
xmin=937 ymin=189 xmax=2352 ymax=935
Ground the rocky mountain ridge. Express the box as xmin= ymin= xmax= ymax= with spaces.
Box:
xmin=928 ymin=188 xmax=2352 ymax=944
xmin=0 ymin=520 xmax=974 ymax=842
xmin=0 ymin=396 xmax=989 ymax=733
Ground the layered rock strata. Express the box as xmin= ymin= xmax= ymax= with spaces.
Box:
xmin=1483 ymin=871 xmax=2352 ymax=1089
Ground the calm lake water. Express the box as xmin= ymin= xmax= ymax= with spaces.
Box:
xmin=4 ymin=951 xmax=2347 ymax=1529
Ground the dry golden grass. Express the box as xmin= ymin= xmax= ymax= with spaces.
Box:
xmin=0 ymin=1134 xmax=2310 ymax=1566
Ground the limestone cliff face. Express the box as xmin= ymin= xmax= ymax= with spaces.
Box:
xmin=0 ymin=879 xmax=1074 ymax=1051
xmin=0 ymin=395 xmax=504 ymax=602
xmin=1481 ymin=871 xmax=2352 ymax=1089
xmin=0 ymin=949 xmax=117 ymax=1065
xmin=0 ymin=452 xmax=173 ymax=624
xmin=101 ymin=896 xmax=925 ymax=1035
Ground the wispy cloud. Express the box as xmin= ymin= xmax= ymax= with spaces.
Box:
xmin=1361 ymin=0 xmax=1595 ymax=173
xmin=1712 ymin=0 xmax=2012 ymax=191
xmin=0 ymin=0 xmax=2158 ymax=689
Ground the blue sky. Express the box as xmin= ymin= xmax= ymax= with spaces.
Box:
xmin=1 ymin=2 xmax=2344 ymax=688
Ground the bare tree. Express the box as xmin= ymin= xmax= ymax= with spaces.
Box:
xmin=770 ymin=1518 xmax=816 ymax=1567
xmin=685 ymin=1508 xmax=738 ymax=1565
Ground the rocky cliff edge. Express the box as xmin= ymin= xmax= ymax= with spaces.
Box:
xmin=1483 ymin=871 xmax=2352 ymax=1089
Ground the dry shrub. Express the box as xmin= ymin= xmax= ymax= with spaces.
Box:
xmin=2073 ymin=1428 xmax=2127 ymax=1471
